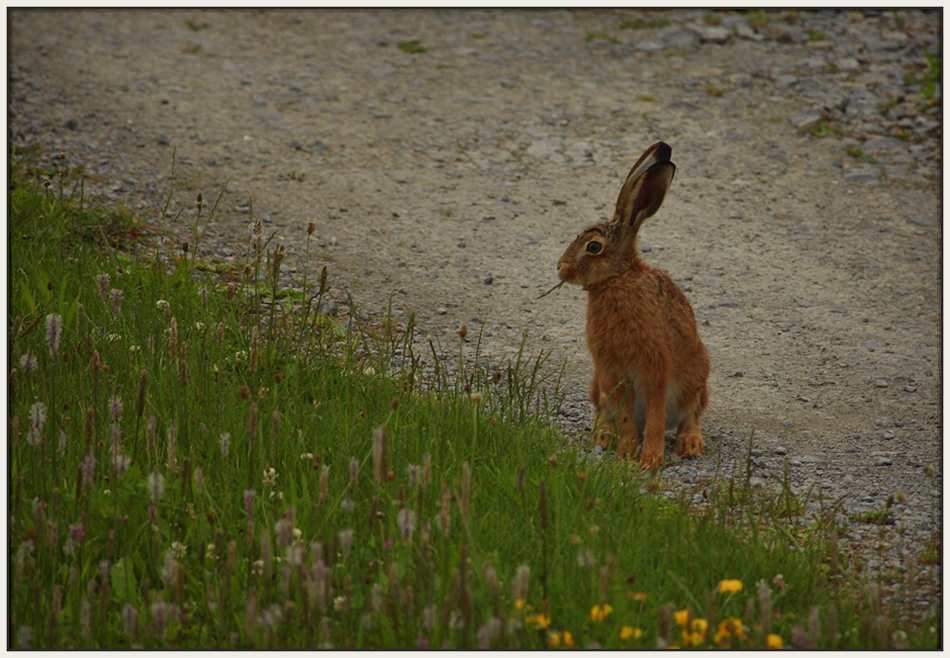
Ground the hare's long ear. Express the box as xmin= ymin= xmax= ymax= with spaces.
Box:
xmin=612 ymin=144 xmax=675 ymax=241
xmin=619 ymin=141 xmax=672 ymax=193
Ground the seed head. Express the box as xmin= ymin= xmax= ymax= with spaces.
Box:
xmin=439 ymin=483 xmax=451 ymax=536
xmin=318 ymin=465 xmax=330 ymax=505
xmin=110 ymin=289 xmax=122 ymax=318
xmin=458 ymin=324 xmax=468 ymax=341
xmin=70 ymin=523 xmax=86 ymax=543
xmin=399 ymin=508 xmax=416 ymax=543
xmin=307 ymin=220 xmax=316 ymax=236
xmin=45 ymin=313 xmax=63 ymax=355
xmin=148 ymin=471 xmax=165 ymax=501
xmin=166 ymin=422 xmax=178 ymax=475
xmin=114 ymin=453 xmax=131 ymax=476
xmin=349 ymin=457 xmax=359 ymax=492
xmin=111 ymin=395 xmax=123 ymax=422
xmin=250 ymin=326 xmax=260 ymax=374
xmin=91 ymin=350 xmax=101 ymax=383
xmin=338 ymin=528 xmax=354 ymax=557
xmin=407 ymin=464 xmax=422 ymax=488
xmin=82 ymin=455 xmax=96 ymax=487
xmin=275 ymin=517 xmax=293 ymax=548
xmin=27 ymin=401 xmax=47 ymax=447
xmin=122 ymin=603 xmax=139 ymax=638
xmin=372 ymin=425 xmax=387 ymax=486
xmin=20 ymin=351 xmax=37 ymax=372
xmin=318 ymin=266 xmax=328 ymax=294
xmin=512 ymin=564 xmax=530 ymax=601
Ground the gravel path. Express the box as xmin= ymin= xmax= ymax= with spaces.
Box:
xmin=9 ymin=8 xmax=941 ymax=619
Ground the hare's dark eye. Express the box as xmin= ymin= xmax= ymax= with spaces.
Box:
xmin=586 ymin=241 xmax=603 ymax=255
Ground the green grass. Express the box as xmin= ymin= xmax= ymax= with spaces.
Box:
xmin=810 ymin=120 xmax=843 ymax=138
xmin=904 ymin=47 xmax=942 ymax=105
xmin=845 ymin=146 xmax=878 ymax=164
xmin=397 ymin=40 xmax=426 ymax=54
xmin=618 ymin=17 xmax=671 ymax=30
xmin=585 ymin=32 xmax=619 ymax=44
xmin=7 ymin=149 xmax=940 ymax=650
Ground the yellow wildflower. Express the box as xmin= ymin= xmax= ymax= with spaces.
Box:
xmin=563 ymin=631 xmax=574 ymax=647
xmin=713 ymin=618 xmax=747 ymax=645
xmin=679 ymin=618 xmax=709 ymax=647
xmin=514 ymin=598 xmax=526 ymax=610
xmin=674 ymin=608 xmax=690 ymax=626
xmin=767 ymin=633 xmax=783 ymax=650
xmin=549 ymin=631 xmax=561 ymax=647
xmin=718 ymin=579 xmax=744 ymax=594
xmin=630 ymin=591 xmax=648 ymax=601
xmin=590 ymin=604 xmax=614 ymax=622
xmin=682 ymin=629 xmax=705 ymax=647
xmin=620 ymin=626 xmax=642 ymax=641
xmin=528 ymin=613 xmax=550 ymax=629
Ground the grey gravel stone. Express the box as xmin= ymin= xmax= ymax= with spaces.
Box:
xmin=662 ymin=28 xmax=700 ymax=50
xmin=863 ymin=137 xmax=908 ymax=151
xmin=696 ymin=25 xmax=731 ymax=44
xmin=843 ymin=167 xmax=880 ymax=183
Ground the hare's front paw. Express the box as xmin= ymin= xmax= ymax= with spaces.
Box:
xmin=675 ymin=430 xmax=704 ymax=458
xmin=640 ymin=448 xmax=663 ymax=473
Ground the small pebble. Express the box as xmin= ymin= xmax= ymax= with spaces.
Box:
xmin=904 ymin=385 xmax=917 ymax=392
xmin=876 ymin=457 xmax=893 ymax=466
xmin=882 ymin=430 xmax=896 ymax=440
xmin=774 ymin=446 xmax=788 ymax=455
xmin=875 ymin=379 xmax=889 ymax=388
xmin=483 ymin=275 xmax=494 ymax=285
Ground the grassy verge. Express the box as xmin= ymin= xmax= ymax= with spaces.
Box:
xmin=7 ymin=149 xmax=939 ymax=649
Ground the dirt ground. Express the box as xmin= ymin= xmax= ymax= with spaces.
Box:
xmin=8 ymin=9 xmax=942 ymax=607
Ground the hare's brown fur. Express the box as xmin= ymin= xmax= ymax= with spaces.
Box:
xmin=557 ymin=142 xmax=709 ymax=471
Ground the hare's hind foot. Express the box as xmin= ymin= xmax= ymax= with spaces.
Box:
xmin=591 ymin=428 xmax=612 ymax=450
xmin=617 ymin=433 xmax=639 ymax=460
xmin=674 ymin=427 xmax=704 ymax=458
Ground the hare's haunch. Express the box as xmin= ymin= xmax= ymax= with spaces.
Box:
xmin=557 ymin=142 xmax=709 ymax=471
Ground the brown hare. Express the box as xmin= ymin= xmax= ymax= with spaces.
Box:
xmin=556 ymin=142 xmax=709 ymax=471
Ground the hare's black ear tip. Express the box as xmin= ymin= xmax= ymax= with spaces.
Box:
xmin=653 ymin=142 xmax=672 ymax=162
